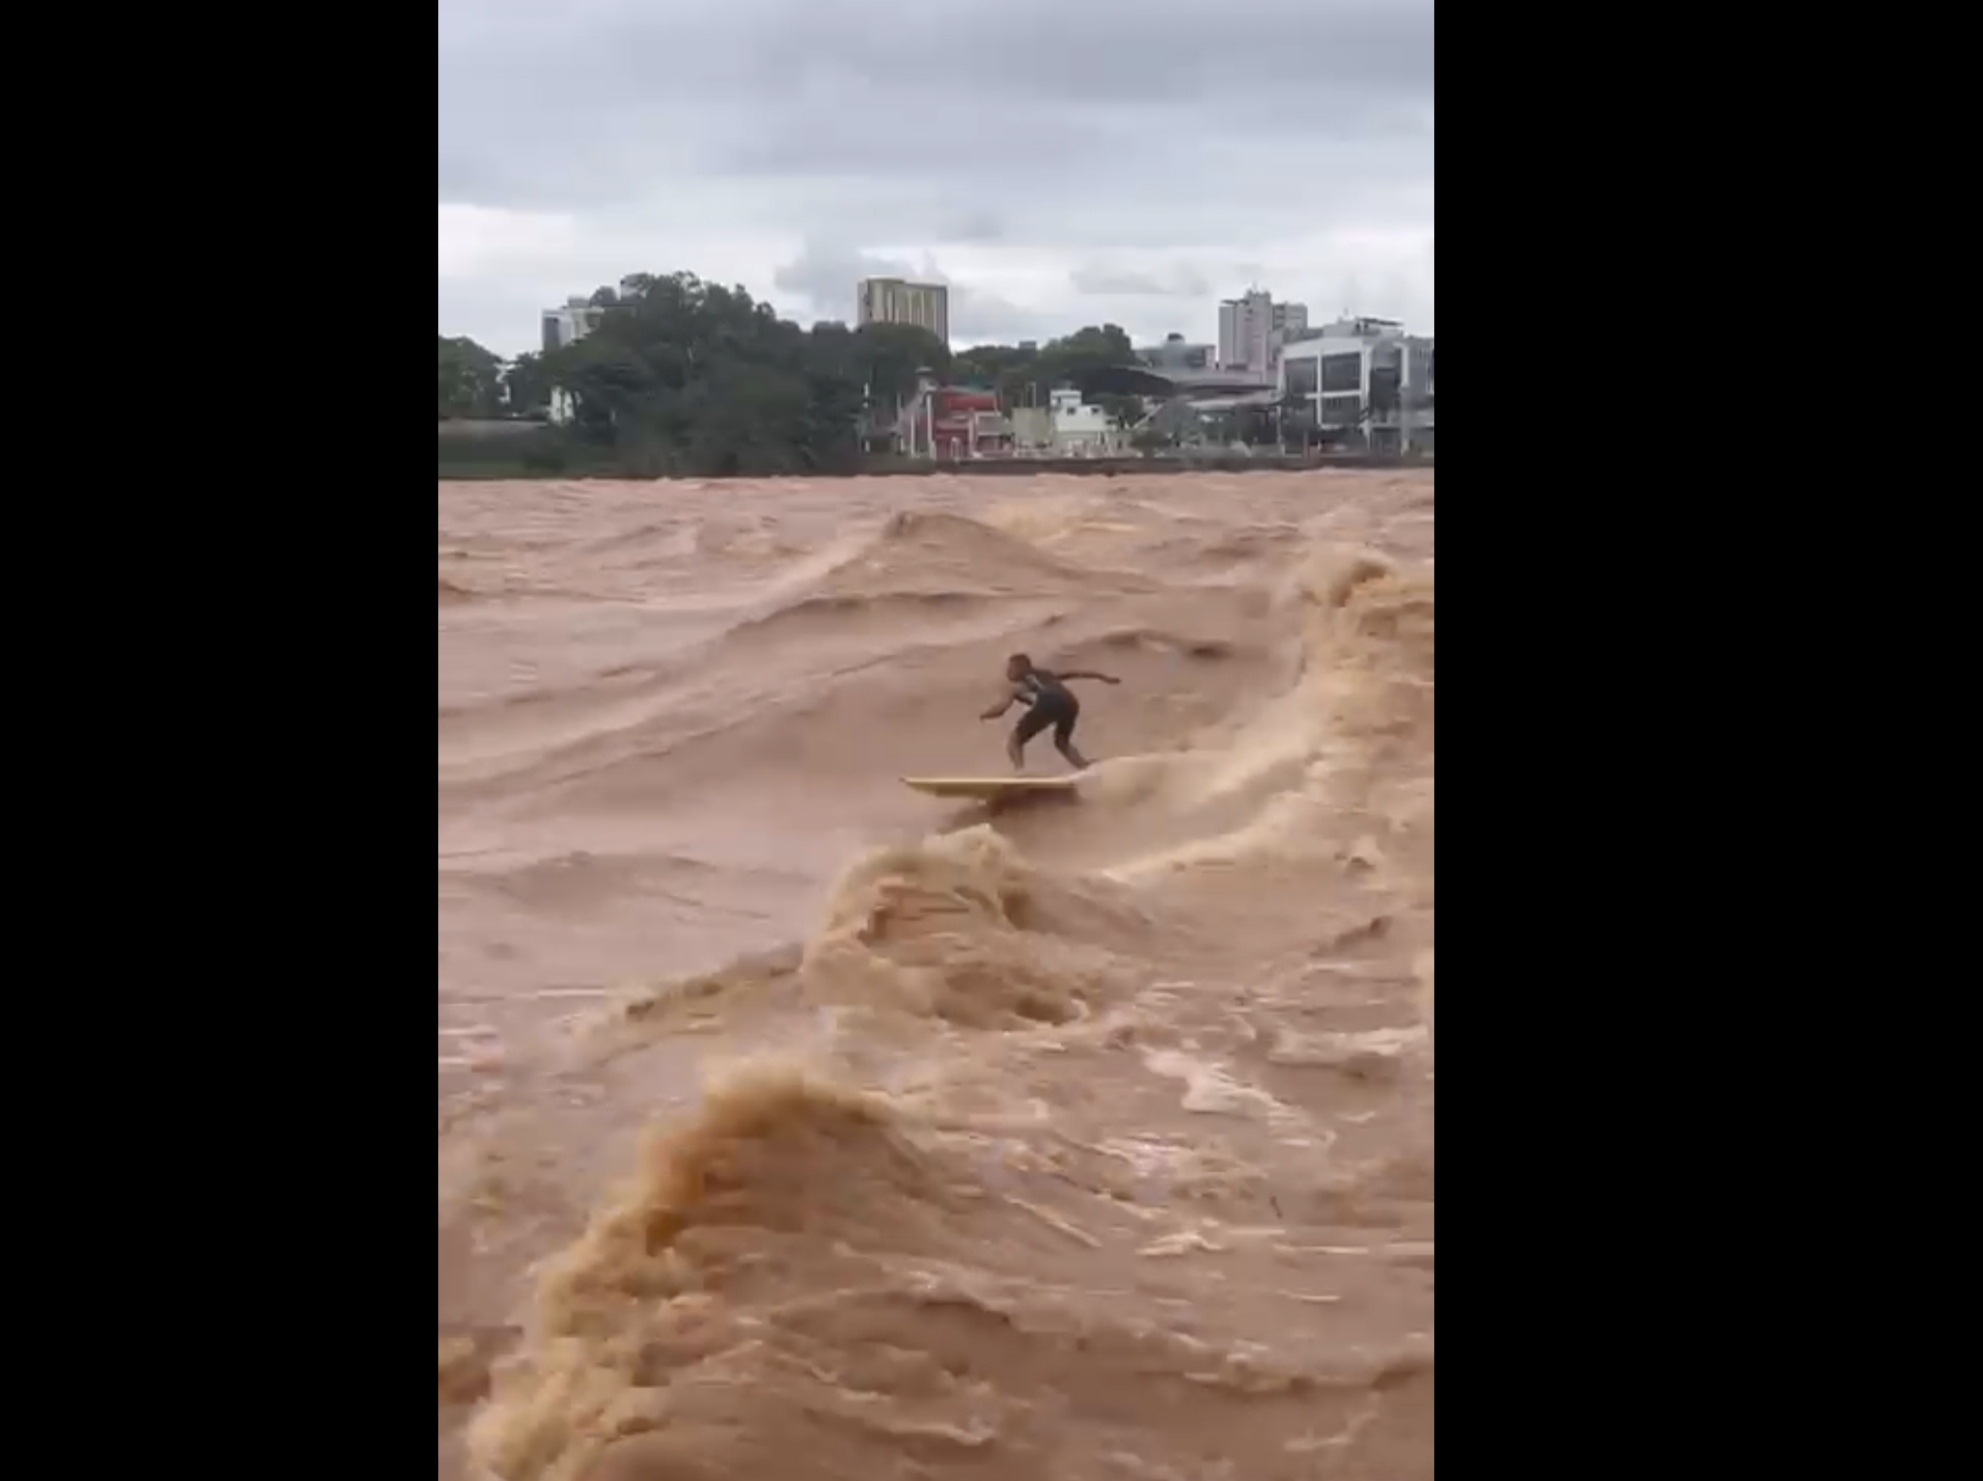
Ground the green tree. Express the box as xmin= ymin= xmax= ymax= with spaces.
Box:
xmin=949 ymin=324 xmax=1138 ymax=414
xmin=852 ymin=322 xmax=951 ymax=406
xmin=444 ymin=271 xmax=1156 ymax=477
xmin=502 ymin=352 xmax=551 ymax=415
xmin=951 ymin=343 xmax=1038 ymax=401
xmin=438 ymin=335 xmax=505 ymax=419
xmin=1046 ymin=323 xmax=1135 ymax=366
xmin=531 ymin=271 xmax=882 ymax=474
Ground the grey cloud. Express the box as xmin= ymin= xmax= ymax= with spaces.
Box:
xmin=940 ymin=212 xmax=1006 ymax=244
xmin=772 ymin=241 xmax=920 ymax=323
xmin=440 ymin=0 xmax=1431 ymax=212
xmin=1068 ymin=262 xmax=1212 ymax=299
xmin=772 ymin=238 xmax=1052 ymax=343
xmin=949 ymin=293 xmax=1058 ymax=345
xmin=439 ymin=0 xmax=1432 ymax=348
xmin=752 ymin=4 xmax=1431 ymax=115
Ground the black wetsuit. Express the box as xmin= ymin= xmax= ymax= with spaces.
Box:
xmin=1013 ymin=668 xmax=1079 ymax=746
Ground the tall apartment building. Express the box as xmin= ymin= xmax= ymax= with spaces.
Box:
xmin=1216 ymin=290 xmax=1310 ymax=375
xmin=856 ymin=277 xmax=950 ymax=345
xmin=538 ymin=296 xmax=611 ymax=424
xmin=541 ymin=295 xmax=606 ymax=354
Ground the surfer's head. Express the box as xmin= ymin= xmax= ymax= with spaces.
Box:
xmin=1005 ymin=653 xmax=1033 ymax=680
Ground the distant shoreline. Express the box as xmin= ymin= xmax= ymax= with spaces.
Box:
xmin=438 ymin=452 xmax=1434 ymax=482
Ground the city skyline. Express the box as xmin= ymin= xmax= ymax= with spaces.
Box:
xmin=505 ymin=275 xmax=1422 ymax=367
xmin=439 ymin=0 xmax=1433 ymax=361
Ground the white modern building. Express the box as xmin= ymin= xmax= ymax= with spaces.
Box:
xmin=1217 ymin=291 xmax=1310 ymax=376
xmin=1276 ymin=316 xmax=1434 ymax=453
xmin=856 ymin=277 xmax=950 ymax=344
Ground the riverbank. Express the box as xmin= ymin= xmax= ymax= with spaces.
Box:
xmin=438 ymin=445 xmax=1434 ymax=481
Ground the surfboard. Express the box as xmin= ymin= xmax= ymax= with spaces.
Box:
xmin=901 ymin=775 xmax=1080 ymax=800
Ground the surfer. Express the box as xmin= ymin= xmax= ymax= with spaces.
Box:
xmin=980 ymin=653 xmax=1119 ymax=772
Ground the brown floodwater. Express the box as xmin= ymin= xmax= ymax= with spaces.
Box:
xmin=439 ymin=471 xmax=1435 ymax=1480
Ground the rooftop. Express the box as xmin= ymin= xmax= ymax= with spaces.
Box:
xmin=1076 ymin=363 xmax=1279 ymax=398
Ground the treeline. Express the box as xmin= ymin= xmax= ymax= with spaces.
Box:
xmin=438 ymin=271 xmax=1145 ymax=478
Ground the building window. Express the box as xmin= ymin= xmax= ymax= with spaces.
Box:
xmin=1368 ymin=343 xmax=1402 ymax=413
xmin=1321 ymin=353 xmax=1361 ymax=393
xmin=1319 ymin=395 xmax=1362 ymax=427
xmin=1285 ymin=357 xmax=1319 ymax=399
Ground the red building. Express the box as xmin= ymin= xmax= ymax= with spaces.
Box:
xmin=912 ymin=386 xmax=1015 ymax=460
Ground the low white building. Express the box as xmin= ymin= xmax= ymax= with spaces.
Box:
xmin=1009 ymin=387 xmax=1126 ymax=456
xmin=1048 ymin=387 xmax=1121 ymax=456
xmin=1277 ymin=316 xmax=1434 ymax=453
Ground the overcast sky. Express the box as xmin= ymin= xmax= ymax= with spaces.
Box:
xmin=438 ymin=0 xmax=1433 ymax=358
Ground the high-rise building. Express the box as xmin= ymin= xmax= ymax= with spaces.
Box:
xmin=1217 ymin=291 xmax=1310 ymax=375
xmin=1217 ymin=292 xmax=1267 ymax=375
xmin=541 ymin=295 xmax=605 ymax=355
xmin=538 ymin=296 xmax=612 ymax=424
xmin=856 ymin=278 xmax=950 ymax=344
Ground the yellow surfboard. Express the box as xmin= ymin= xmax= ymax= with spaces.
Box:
xmin=901 ymin=775 xmax=1081 ymax=800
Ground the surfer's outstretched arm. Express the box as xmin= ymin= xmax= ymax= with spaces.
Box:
xmin=980 ymin=689 xmax=1018 ymax=720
